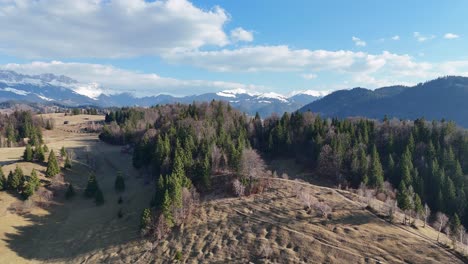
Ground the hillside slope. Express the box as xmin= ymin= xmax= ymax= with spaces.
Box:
xmin=301 ymin=76 xmax=468 ymax=127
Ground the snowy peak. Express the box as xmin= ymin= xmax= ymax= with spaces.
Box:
xmin=288 ymin=90 xmax=331 ymax=97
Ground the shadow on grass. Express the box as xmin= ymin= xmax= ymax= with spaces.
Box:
xmin=2 ymin=141 xmax=147 ymax=262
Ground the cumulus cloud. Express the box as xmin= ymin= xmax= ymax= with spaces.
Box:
xmin=391 ymin=35 xmax=400 ymax=40
xmin=230 ymin=27 xmax=254 ymax=42
xmin=414 ymin=32 xmax=436 ymax=42
xmin=0 ymin=0 xmax=230 ymax=58
xmin=444 ymin=33 xmax=460 ymax=39
xmin=0 ymin=61 xmax=268 ymax=97
xmin=163 ymin=46 xmax=432 ymax=78
xmin=301 ymin=73 xmax=318 ymax=80
xmin=352 ymin=36 xmax=367 ymax=47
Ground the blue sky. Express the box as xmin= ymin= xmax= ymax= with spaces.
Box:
xmin=1 ymin=0 xmax=468 ymax=97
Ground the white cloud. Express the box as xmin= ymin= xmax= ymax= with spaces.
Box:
xmin=391 ymin=35 xmax=400 ymax=40
xmin=414 ymin=32 xmax=436 ymax=42
xmin=230 ymin=27 xmax=254 ymax=42
xmin=0 ymin=61 xmax=268 ymax=97
xmin=352 ymin=36 xmax=367 ymax=47
xmin=0 ymin=0 xmax=230 ymax=58
xmin=301 ymin=73 xmax=318 ymax=80
xmin=163 ymin=46 xmax=431 ymax=77
xmin=444 ymin=33 xmax=460 ymax=39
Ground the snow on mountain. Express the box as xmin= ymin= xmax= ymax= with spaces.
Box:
xmin=1 ymin=87 xmax=30 ymax=96
xmin=216 ymin=88 xmax=260 ymax=98
xmin=288 ymin=90 xmax=331 ymax=97
xmin=258 ymin=92 xmax=288 ymax=102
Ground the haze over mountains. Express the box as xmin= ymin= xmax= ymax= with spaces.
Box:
xmin=0 ymin=70 xmax=323 ymax=117
xmin=1 ymin=70 xmax=468 ymax=127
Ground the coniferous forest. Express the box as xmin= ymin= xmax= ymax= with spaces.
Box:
xmin=100 ymin=102 xmax=468 ymax=230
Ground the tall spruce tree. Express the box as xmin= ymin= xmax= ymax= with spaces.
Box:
xmin=369 ymin=145 xmax=384 ymax=189
xmin=23 ymin=144 xmax=33 ymax=162
xmin=46 ymin=150 xmax=60 ymax=177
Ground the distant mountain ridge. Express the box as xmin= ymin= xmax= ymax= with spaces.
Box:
xmin=300 ymin=76 xmax=468 ymax=127
xmin=0 ymin=70 xmax=324 ymax=116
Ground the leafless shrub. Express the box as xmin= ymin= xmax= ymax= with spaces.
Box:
xmin=292 ymin=181 xmax=302 ymax=197
xmin=423 ymin=204 xmax=431 ymax=227
xmin=315 ymin=202 xmax=332 ymax=218
xmin=258 ymin=243 xmax=273 ymax=259
xmin=298 ymin=190 xmax=317 ymax=209
xmin=154 ymin=214 xmax=170 ymax=240
xmin=232 ymin=179 xmax=245 ymax=197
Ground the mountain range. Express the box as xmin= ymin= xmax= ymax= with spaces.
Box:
xmin=0 ymin=70 xmax=324 ymax=117
xmin=301 ymin=76 xmax=468 ymax=127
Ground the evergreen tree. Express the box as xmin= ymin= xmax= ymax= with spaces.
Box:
xmin=65 ymin=184 xmax=75 ymax=199
xmin=201 ymin=154 xmax=211 ymax=190
xmin=397 ymin=181 xmax=412 ymax=224
xmin=140 ymin=208 xmax=152 ymax=229
xmin=46 ymin=150 xmax=60 ymax=177
xmin=22 ymin=181 xmax=35 ymax=199
xmin=84 ymin=173 xmax=98 ymax=198
xmin=30 ymin=169 xmax=40 ymax=191
xmin=414 ymin=194 xmax=423 ymax=219
xmin=10 ymin=166 xmax=25 ymax=191
xmin=60 ymin=146 xmax=67 ymax=158
xmin=23 ymin=144 xmax=33 ymax=161
xmin=369 ymin=145 xmax=384 ymax=189
xmin=35 ymin=145 xmax=45 ymax=162
xmin=64 ymin=155 xmax=72 ymax=169
xmin=452 ymin=213 xmax=462 ymax=239
xmin=162 ymin=190 xmax=174 ymax=227
xmin=0 ymin=166 xmax=5 ymax=191
xmin=115 ymin=171 xmax=125 ymax=192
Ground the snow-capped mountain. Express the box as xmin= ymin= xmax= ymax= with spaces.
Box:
xmin=0 ymin=70 xmax=324 ymax=116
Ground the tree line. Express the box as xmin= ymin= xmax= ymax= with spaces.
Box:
xmin=0 ymin=111 xmax=43 ymax=147
xmin=100 ymin=102 xmax=468 ymax=231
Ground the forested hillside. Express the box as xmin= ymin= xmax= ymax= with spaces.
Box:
xmin=100 ymin=102 xmax=468 ymax=234
xmin=301 ymin=76 xmax=468 ymax=127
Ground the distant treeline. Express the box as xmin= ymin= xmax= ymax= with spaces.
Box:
xmin=100 ymin=102 xmax=468 ymax=228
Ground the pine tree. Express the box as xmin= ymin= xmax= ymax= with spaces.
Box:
xmin=369 ymin=145 xmax=384 ymax=189
xmin=22 ymin=181 xmax=35 ymax=199
xmin=115 ymin=171 xmax=125 ymax=192
xmin=46 ymin=150 xmax=60 ymax=177
xmin=452 ymin=213 xmax=462 ymax=239
xmin=0 ymin=166 xmax=5 ymax=191
xmin=23 ymin=144 xmax=33 ymax=161
xmin=60 ymin=146 xmax=67 ymax=158
xmin=64 ymin=155 xmax=72 ymax=169
xmin=65 ymin=184 xmax=75 ymax=199
xmin=140 ymin=208 xmax=152 ymax=229
xmin=35 ymin=145 xmax=45 ymax=162
xmin=84 ymin=173 xmax=98 ymax=198
xmin=10 ymin=166 xmax=25 ymax=192
xmin=162 ymin=190 xmax=174 ymax=227
xmin=397 ymin=181 xmax=412 ymax=224
xmin=413 ymin=194 xmax=423 ymax=219
xmin=30 ymin=169 xmax=40 ymax=191
xmin=94 ymin=187 xmax=105 ymax=205
xmin=201 ymin=154 xmax=211 ymax=190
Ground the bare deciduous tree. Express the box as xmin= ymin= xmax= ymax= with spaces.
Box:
xmin=423 ymin=203 xmax=431 ymax=228
xmin=232 ymin=179 xmax=245 ymax=197
xmin=435 ymin=212 xmax=449 ymax=242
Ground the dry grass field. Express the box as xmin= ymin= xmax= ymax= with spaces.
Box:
xmin=0 ymin=113 xmax=466 ymax=263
